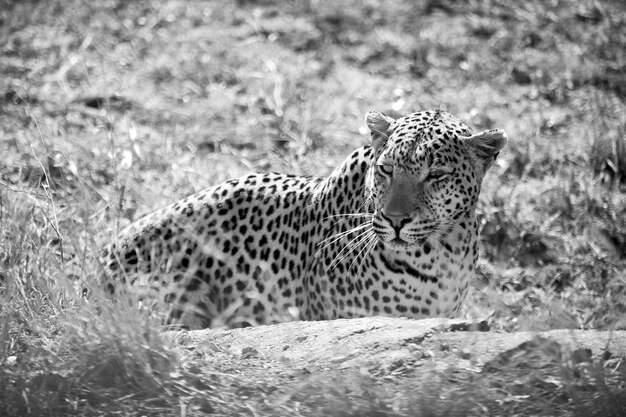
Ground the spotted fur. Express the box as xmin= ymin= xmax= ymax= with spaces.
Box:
xmin=101 ymin=110 xmax=507 ymax=328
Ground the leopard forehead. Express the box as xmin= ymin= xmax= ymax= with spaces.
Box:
xmin=388 ymin=110 xmax=473 ymax=146
xmin=378 ymin=110 xmax=473 ymax=167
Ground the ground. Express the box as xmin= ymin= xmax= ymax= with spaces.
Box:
xmin=1 ymin=0 xmax=625 ymax=415
xmin=172 ymin=317 xmax=626 ymax=417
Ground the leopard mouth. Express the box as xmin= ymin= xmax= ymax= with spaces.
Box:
xmin=386 ymin=237 xmax=414 ymax=250
xmin=385 ymin=237 xmax=427 ymax=251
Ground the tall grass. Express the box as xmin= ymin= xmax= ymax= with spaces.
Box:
xmin=589 ymin=95 xmax=626 ymax=185
xmin=0 ymin=187 xmax=240 ymax=415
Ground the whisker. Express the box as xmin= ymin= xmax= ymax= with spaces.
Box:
xmin=405 ymin=218 xmax=464 ymax=238
xmin=359 ymin=198 xmax=373 ymax=213
xmin=316 ymin=221 xmax=371 ymax=250
xmin=320 ymin=224 xmax=368 ymax=245
xmin=435 ymin=220 xmax=467 ymax=240
xmin=347 ymin=230 xmax=376 ymax=270
xmin=356 ymin=235 xmax=378 ymax=276
xmin=428 ymin=233 xmax=445 ymax=252
xmin=328 ymin=229 xmax=373 ymax=269
xmin=329 ymin=216 xmax=370 ymax=230
xmin=324 ymin=209 xmax=372 ymax=230
xmin=323 ymin=213 xmax=372 ymax=220
xmin=322 ymin=221 xmax=371 ymax=241
xmin=429 ymin=220 xmax=462 ymax=251
xmin=315 ymin=225 xmax=371 ymax=262
xmin=349 ymin=231 xmax=377 ymax=274
xmin=328 ymin=229 xmax=375 ymax=271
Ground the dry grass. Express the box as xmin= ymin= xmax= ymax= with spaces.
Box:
xmin=1 ymin=0 xmax=626 ymax=415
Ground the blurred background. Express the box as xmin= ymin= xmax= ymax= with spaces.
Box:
xmin=1 ymin=0 xmax=625 ymax=329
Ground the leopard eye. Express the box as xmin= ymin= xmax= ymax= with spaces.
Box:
xmin=376 ymin=164 xmax=394 ymax=176
xmin=427 ymin=169 xmax=451 ymax=182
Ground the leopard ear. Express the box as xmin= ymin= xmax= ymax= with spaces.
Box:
xmin=366 ymin=111 xmax=395 ymax=153
xmin=462 ymin=129 xmax=508 ymax=172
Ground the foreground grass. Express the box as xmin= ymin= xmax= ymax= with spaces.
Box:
xmin=1 ymin=0 xmax=625 ymax=415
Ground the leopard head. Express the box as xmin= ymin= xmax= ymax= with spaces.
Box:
xmin=364 ymin=110 xmax=507 ymax=251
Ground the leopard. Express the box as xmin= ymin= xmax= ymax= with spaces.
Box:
xmin=101 ymin=109 xmax=507 ymax=329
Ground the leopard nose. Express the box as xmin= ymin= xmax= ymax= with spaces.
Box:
xmin=381 ymin=211 xmax=412 ymax=236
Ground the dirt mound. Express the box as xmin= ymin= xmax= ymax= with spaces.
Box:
xmin=171 ymin=317 xmax=626 ymax=416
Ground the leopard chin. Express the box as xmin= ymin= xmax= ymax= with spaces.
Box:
xmin=383 ymin=237 xmax=426 ymax=251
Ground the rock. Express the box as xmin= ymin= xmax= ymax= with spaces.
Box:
xmin=171 ymin=317 xmax=625 ymax=367
xmin=168 ymin=317 xmax=626 ymax=416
